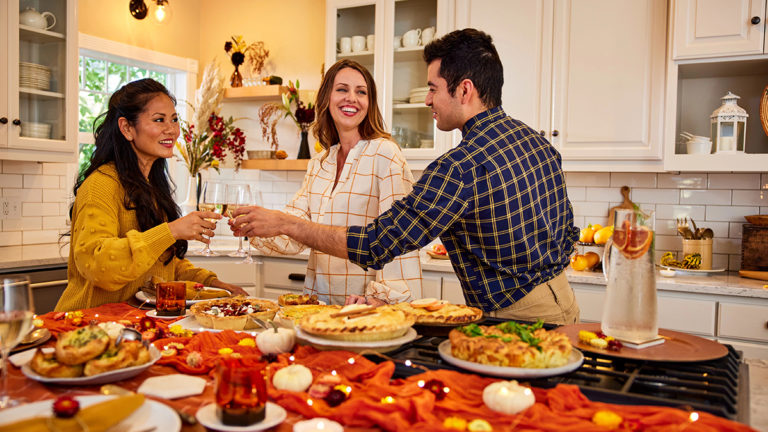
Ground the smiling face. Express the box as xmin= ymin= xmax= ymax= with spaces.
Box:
xmin=329 ymin=67 xmax=369 ymax=137
xmin=119 ymin=93 xmax=180 ymax=176
xmin=425 ymin=59 xmax=465 ymax=132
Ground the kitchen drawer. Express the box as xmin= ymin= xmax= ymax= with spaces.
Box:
xmin=718 ymin=302 xmax=768 ymax=343
xmin=572 ymin=285 xmax=604 ymax=323
xmin=422 ymin=276 xmax=440 ymax=300
xmin=658 ymin=295 xmax=716 ymax=336
xmin=717 ymin=338 xmax=768 ymax=360
xmin=262 ymin=258 xmax=307 ymax=291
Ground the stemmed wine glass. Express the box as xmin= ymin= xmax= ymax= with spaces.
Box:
xmin=198 ymin=180 xmax=227 ymax=256
xmin=0 ymin=276 xmax=34 ymax=408
xmin=231 ymin=185 xmax=262 ymax=265
xmin=226 ymin=183 xmax=249 ymax=258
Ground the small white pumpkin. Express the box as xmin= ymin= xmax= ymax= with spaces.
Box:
xmin=482 ymin=380 xmax=535 ymax=415
xmin=273 ymin=364 xmax=313 ymax=392
xmin=256 ymin=324 xmax=295 ymax=354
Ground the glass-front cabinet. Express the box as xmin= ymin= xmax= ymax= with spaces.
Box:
xmin=325 ymin=0 xmax=457 ymax=169
xmin=0 ymin=0 xmax=78 ymax=162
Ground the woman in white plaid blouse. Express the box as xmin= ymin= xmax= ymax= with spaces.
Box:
xmin=246 ymin=60 xmax=423 ymax=306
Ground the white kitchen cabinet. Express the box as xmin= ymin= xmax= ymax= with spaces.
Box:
xmin=325 ymin=0 xmax=458 ymax=169
xmin=673 ymin=0 xmax=767 ymax=59
xmin=0 ymin=0 xmax=78 ymax=162
xmin=186 ymin=256 xmax=261 ymax=297
xmin=664 ymin=0 xmax=768 ymax=171
xmin=455 ymin=0 xmax=667 ymax=172
xmin=718 ymin=300 xmax=768 ymax=343
xmin=259 ymin=256 xmax=308 ymax=300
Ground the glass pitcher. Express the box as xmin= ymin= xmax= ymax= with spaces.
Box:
xmin=601 ymin=208 xmax=657 ymax=344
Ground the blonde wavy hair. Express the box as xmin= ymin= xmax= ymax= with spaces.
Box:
xmin=312 ymin=59 xmax=391 ymax=154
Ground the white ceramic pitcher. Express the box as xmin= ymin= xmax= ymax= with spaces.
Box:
xmin=19 ymin=7 xmax=56 ymax=31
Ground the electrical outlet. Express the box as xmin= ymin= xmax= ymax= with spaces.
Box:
xmin=0 ymin=197 xmax=22 ymax=219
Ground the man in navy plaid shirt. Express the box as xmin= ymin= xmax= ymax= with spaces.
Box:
xmin=233 ymin=28 xmax=580 ymax=324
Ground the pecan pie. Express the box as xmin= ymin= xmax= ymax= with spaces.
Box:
xmin=449 ymin=321 xmax=572 ymax=368
xmin=298 ymin=304 xmax=415 ymax=341
xmin=190 ymin=296 xmax=278 ymax=331
xmin=392 ymin=300 xmax=483 ymax=325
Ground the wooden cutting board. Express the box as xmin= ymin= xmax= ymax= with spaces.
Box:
xmin=556 ymin=323 xmax=728 ymax=362
xmin=739 ymin=270 xmax=768 ymax=281
xmin=607 ymin=186 xmax=635 ymax=226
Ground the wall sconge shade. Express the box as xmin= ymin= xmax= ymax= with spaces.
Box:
xmin=130 ymin=0 xmax=172 ymax=24
xmin=710 ymin=91 xmax=748 ymax=154
xmin=129 ymin=0 xmax=148 ymax=20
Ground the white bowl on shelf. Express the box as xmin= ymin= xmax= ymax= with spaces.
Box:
xmin=686 ymin=137 xmax=712 ymax=155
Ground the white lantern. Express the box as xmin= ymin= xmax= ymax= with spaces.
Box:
xmin=710 ymin=91 xmax=748 ymax=153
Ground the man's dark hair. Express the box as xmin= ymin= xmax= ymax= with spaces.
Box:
xmin=423 ymin=28 xmax=503 ymax=108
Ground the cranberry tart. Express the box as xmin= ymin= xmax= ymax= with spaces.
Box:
xmin=190 ymin=296 xmax=278 ymax=330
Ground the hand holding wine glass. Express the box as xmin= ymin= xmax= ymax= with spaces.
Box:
xmin=198 ymin=180 xmax=227 ymax=256
xmin=0 ymin=276 xmax=34 ymax=408
xmin=226 ymin=183 xmax=249 ymax=258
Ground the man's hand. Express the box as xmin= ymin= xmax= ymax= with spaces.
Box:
xmin=229 ymin=205 xmax=288 ymax=238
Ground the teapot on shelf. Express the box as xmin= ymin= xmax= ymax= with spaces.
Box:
xmin=19 ymin=7 xmax=56 ymax=31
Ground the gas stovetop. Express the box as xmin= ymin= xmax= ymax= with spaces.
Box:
xmin=373 ymin=319 xmax=749 ymax=424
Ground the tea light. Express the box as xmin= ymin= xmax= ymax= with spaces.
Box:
xmin=482 ymin=380 xmax=535 ymax=415
xmin=293 ymin=418 xmax=344 ymax=432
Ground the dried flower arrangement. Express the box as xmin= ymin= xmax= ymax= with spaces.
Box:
xmin=245 ymin=41 xmax=269 ymax=78
xmin=257 ymin=80 xmax=315 ymax=151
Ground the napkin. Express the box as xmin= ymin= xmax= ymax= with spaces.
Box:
xmin=0 ymin=394 xmax=144 ymax=432
xmin=9 ymin=347 xmax=53 ymax=368
xmin=137 ymin=374 xmax=206 ymax=399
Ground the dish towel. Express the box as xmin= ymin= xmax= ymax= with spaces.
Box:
xmin=137 ymin=374 xmax=207 ymax=399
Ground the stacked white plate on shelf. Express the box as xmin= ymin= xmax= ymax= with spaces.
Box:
xmin=409 ymin=86 xmax=429 ymax=104
xmin=20 ymin=122 xmax=51 ymax=139
xmin=19 ymin=62 xmax=51 ymax=91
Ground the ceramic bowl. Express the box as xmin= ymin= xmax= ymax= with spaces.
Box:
xmin=247 ymin=150 xmax=275 ymax=159
xmin=686 ymin=138 xmax=711 ymax=154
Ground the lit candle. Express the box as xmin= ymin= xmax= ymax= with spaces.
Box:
xmin=293 ymin=418 xmax=344 ymax=432
xmin=719 ymin=136 xmax=735 ymax=151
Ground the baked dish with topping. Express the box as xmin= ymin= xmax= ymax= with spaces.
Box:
xmin=55 ymin=324 xmax=111 ymax=365
xmin=29 ymin=350 xmax=84 ymax=378
xmin=298 ymin=304 xmax=415 ymax=341
xmin=190 ymin=296 xmax=278 ymax=330
xmin=392 ymin=299 xmax=483 ymax=325
xmin=449 ymin=320 xmax=572 ymax=368
xmin=83 ymin=340 xmax=150 ymax=376
xmin=277 ymin=304 xmax=341 ymax=327
xmin=278 ymin=293 xmax=320 ymax=306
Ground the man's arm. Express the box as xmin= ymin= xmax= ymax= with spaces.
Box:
xmin=230 ymin=206 xmax=349 ymax=259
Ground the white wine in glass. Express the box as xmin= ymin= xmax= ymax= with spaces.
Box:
xmin=199 ymin=180 xmax=227 ymax=256
xmin=226 ymin=183 xmax=248 ymax=258
xmin=0 ymin=276 xmax=34 ymax=408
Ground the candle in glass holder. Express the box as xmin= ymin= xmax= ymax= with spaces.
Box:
xmin=216 ymin=358 xmax=267 ymax=426
xmin=155 ymin=281 xmax=186 ymax=316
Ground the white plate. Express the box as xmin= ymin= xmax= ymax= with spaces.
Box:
xmin=21 ymin=345 xmax=161 ymax=386
xmin=173 ymin=315 xmax=264 ymax=335
xmin=135 ymin=287 xmax=230 ymax=305
xmin=0 ymin=394 xmax=181 ymax=432
xmin=437 ymin=340 xmax=584 ymax=378
xmin=145 ymin=309 xmax=190 ymax=320
xmin=196 ymin=402 xmax=286 ymax=432
xmin=295 ymin=327 xmax=418 ymax=353
xmin=659 ymin=266 xmax=726 ymax=276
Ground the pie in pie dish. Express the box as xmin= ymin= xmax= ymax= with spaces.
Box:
xmin=278 ymin=293 xmax=320 ymax=306
xmin=449 ymin=320 xmax=572 ymax=368
xmin=190 ymin=296 xmax=278 ymax=330
xmin=277 ymin=304 xmax=341 ymax=327
xmin=392 ymin=299 xmax=483 ymax=325
xmin=298 ymin=304 xmax=415 ymax=341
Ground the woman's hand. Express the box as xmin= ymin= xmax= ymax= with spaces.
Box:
xmin=209 ymin=279 xmax=249 ymax=296
xmin=168 ymin=211 xmax=221 ymax=244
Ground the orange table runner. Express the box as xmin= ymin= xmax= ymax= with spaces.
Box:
xmin=18 ymin=303 xmax=755 ymax=432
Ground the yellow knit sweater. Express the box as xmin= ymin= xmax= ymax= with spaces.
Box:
xmin=56 ymin=164 xmax=217 ymax=311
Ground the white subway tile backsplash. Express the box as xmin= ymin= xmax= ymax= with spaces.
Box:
xmin=0 ymin=231 xmax=22 ymax=246
xmin=0 ymin=246 xmax=23 ymax=262
xmin=2 ymin=216 xmax=41 ymax=232
xmin=43 ymin=189 xmax=67 ymax=203
xmin=23 ymin=230 xmax=62 ymax=245
xmin=655 ymin=219 xmax=678 ymax=236
xmin=654 ymin=204 xmax=706 ymax=221
xmin=695 ymin=221 xmax=728 ymax=238
xmin=565 ymin=172 xmax=609 ymax=186
xmin=728 ymin=254 xmax=741 ymax=271
xmin=706 ymin=205 xmax=758 ymax=222
xmin=708 ymin=173 xmax=760 ymax=190
xmin=42 ymin=163 xmax=68 ymax=176
xmin=761 ymin=173 xmax=768 ymax=189
xmin=654 ymin=235 xmax=681 ymax=253
xmin=2 ymin=160 xmax=41 ymax=175
xmin=19 ymin=188 xmax=42 ymax=203
xmin=0 ymin=174 xmax=23 ymax=188
xmin=287 ymin=171 xmax=306 ymax=182
xmin=680 ymin=189 xmax=731 ymax=205
xmin=714 ymin=254 xmax=730 ymax=270
xmin=23 ymin=175 xmax=60 ymax=189
xmin=585 ymin=187 xmax=618 ymax=202
xmin=272 ymin=181 xmax=302 ymax=193
xmin=572 ymin=201 xmax=610 ymax=218
xmin=729 ymin=222 xmax=746 ymax=238
xmin=22 ymin=243 xmax=68 ymax=261
xmin=632 ymin=188 xmax=678 ymax=204
xmin=22 ymin=203 xmax=59 ymax=217
xmin=43 ymin=216 xmax=68 ymax=230
xmin=566 ymin=186 xmax=586 ymax=201
xmin=732 ymin=190 xmax=768 ymax=206
xmin=259 ymin=171 xmax=287 ymax=182
xmin=572 ymin=216 xmax=585 ymax=229
xmin=610 ymin=172 xmax=657 ymax=188
xmin=657 ymin=173 xmax=707 ymax=189
xmin=713 ymin=237 xmax=741 ymax=255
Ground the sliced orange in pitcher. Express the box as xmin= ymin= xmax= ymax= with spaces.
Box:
xmin=621 ymin=226 xmax=653 ymax=259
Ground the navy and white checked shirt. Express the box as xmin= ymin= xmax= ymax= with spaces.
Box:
xmin=347 ymin=107 xmax=578 ymax=312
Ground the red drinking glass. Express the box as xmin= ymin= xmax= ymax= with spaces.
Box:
xmin=155 ymin=282 xmax=186 ymax=316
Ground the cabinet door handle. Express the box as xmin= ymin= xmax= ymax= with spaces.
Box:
xmin=551 ymin=130 xmax=560 ymax=137
xmin=539 ymin=130 xmax=546 ymax=136
xmin=288 ymin=273 xmax=306 ymax=282
xmin=29 ymin=280 xmax=68 ymax=289
xmin=12 ymin=119 xmax=21 ymax=126
xmin=0 ymin=117 xmax=7 ymax=124
xmin=752 ymin=16 xmax=761 ymax=25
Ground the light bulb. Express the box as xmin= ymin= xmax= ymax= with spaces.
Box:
xmin=150 ymin=0 xmax=173 ymax=24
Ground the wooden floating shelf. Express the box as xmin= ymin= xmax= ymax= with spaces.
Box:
xmin=223 ymin=85 xmax=287 ymax=101
xmin=241 ymin=159 xmax=310 ymax=171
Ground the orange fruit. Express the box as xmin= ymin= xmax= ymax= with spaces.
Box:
xmin=570 ymin=254 xmax=589 ymax=271
xmin=592 ymin=224 xmax=603 ymax=231
xmin=584 ymin=252 xmax=600 ymax=269
xmin=579 ymin=226 xmax=595 ymax=243
xmin=432 ymin=244 xmax=447 ymax=255
xmin=622 ymin=226 xmax=653 ymax=259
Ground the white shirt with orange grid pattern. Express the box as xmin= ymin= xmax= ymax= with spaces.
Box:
xmin=251 ymin=138 xmax=423 ymax=305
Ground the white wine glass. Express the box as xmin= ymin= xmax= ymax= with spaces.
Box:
xmin=198 ymin=180 xmax=227 ymax=256
xmin=0 ymin=275 xmax=34 ymax=408
xmin=233 ymin=186 xmax=262 ymax=265
xmin=226 ymin=183 xmax=249 ymax=258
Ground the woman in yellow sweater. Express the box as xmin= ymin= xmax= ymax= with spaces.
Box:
xmin=56 ymin=79 xmax=245 ymax=311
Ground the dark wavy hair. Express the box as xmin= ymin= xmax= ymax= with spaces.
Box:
xmin=70 ymin=78 xmax=186 ymax=263
xmin=312 ymin=59 xmax=391 ymax=153
xmin=423 ymin=28 xmax=503 ymax=108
